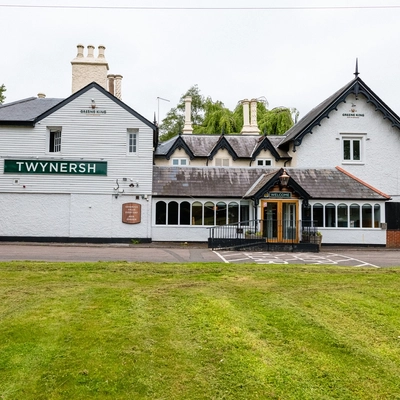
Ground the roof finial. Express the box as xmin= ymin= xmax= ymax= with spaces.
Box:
xmin=354 ymin=58 xmax=359 ymax=78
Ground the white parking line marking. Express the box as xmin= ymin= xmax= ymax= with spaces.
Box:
xmin=213 ymin=250 xmax=229 ymax=263
xmin=214 ymin=251 xmax=380 ymax=267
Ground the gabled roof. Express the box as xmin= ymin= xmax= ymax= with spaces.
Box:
xmin=244 ymin=168 xmax=311 ymax=203
xmin=279 ymin=76 xmax=400 ymax=150
xmin=153 ymin=166 xmax=389 ymax=201
xmin=208 ymin=135 xmax=239 ymax=161
xmin=165 ymin=135 xmax=195 ymax=160
xmin=252 ymin=135 xmax=287 ymax=161
xmin=0 ymin=82 xmax=157 ymax=130
xmin=155 ymin=134 xmax=291 ymax=161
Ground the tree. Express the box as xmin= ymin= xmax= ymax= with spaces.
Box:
xmin=0 ymin=84 xmax=6 ymax=105
xmin=159 ymin=85 xmax=297 ymax=141
xmin=232 ymin=100 xmax=296 ymax=135
xmin=199 ymin=100 xmax=238 ymax=134
xmin=258 ymin=106 xmax=295 ymax=136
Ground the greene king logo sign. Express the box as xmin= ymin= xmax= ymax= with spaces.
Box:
xmin=4 ymin=159 xmax=107 ymax=175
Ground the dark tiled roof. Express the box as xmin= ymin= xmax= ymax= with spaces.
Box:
xmin=279 ymin=76 xmax=400 ymax=148
xmin=155 ymin=134 xmax=290 ymax=159
xmin=244 ymin=170 xmax=279 ymax=197
xmin=0 ymin=82 xmax=157 ymax=131
xmin=0 ymin=97 xmax=64 ymax=123
xmin=153 ymin=166 xmax=389 ymax=200
xmin=153 ymin=166 xmax=268 ymax=197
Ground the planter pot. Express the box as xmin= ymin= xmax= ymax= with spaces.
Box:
xmin=310 ymin=236 xmax=322 ymax=248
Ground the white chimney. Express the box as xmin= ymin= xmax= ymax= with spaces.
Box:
xmin=71 ymin=43 xmax=109 ymax=93
xmin=182 ymin=96 xmax=193 ymax=134
xmin=98 ymin=45 xmax=106 ymax=58
xmin=241 ymin=98 xmax=260 ymax=135
xmin=87 ymin=44 xmax=95 ymax=57
xmin=250 ymin=99 xmax=260 ymax=134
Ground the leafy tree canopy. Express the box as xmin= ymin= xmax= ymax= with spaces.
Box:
xmin=0 ymin=84 xmax=6 ymax=105
xmin=159 ymin=85 xmax=298 ymax=142
xmin=159 ymin=85 xmax=208 ymax=142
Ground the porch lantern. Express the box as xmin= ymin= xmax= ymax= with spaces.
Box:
xmin=279 ymin=169 xmax=290 ymax=186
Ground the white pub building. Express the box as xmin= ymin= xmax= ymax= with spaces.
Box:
xmin=1 ymin=47 xmax=400 ymax=249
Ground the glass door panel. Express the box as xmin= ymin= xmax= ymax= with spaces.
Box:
xmin=263 ymin=202 xmax=278 ymax=239
xmin=283 ymin=202 xmax=297 ymax=240
xmin=262 ymin=201 xmax=298 ymax=242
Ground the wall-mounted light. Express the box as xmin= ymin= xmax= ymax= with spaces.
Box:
xmin=279 ymin=169 xmax=290 ymax=187
xmin=129 ymin=179 xmax=139 ymax=188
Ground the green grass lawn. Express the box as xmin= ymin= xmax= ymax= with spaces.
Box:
xmin=0 ymin=261 xmax=399 ymax=400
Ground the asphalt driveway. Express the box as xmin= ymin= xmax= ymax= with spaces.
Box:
xmin=0 ymin=242 xmax=399 ymax=267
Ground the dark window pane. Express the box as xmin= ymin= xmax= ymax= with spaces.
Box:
xmin=180 ymin=201 xmax=190 ymax=225
xmin=168 ymin=201 xmax=178 ymax=225
xmin=156 ymin=201 xmax=166 ymax=225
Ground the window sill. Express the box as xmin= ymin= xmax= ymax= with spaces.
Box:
xmin=341 ymin=161 xmax=365 ymax=165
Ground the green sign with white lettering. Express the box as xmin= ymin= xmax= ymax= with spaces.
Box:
xmin=265 ymin=192 xmax=292 ymax=198
xmin=4 ymin=159 xmax=107 ymax=175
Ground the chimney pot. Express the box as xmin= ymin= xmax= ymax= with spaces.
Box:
xmin=87 ymin=45 xmax=95 ymax=57
xmin=98 ymin=45 xmax=106 ymax=58
xmin=37 ymin=93 xmax=46 ymax=98
xmin=76 ymin=44 xmax=84 ymax=58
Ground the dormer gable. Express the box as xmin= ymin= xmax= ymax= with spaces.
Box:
xmin=165 ymin=134 xmax=195 ymax=160
xmin=208 ymin=134 xmax=239 ymax=161
xmin=245 ymin=168 xmax=311 ymax=206
xmin=252 ymin=135 xmax=284 ymax=162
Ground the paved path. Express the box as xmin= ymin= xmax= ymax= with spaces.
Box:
xmin=0 ymin=243 xmax=217 ymax=263
xmin=0 ymin=243 xmax=399 ymax=267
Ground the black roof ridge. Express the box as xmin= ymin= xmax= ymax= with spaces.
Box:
xmin=279 ymin=76 xmax=400 ymax=150
xmin=35 ymin=82 xmax=157 ymax=130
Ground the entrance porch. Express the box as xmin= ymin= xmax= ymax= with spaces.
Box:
xmin=208 ymin=219 xmax=320 ymax=252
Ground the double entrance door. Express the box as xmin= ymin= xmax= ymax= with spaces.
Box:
xmin=262 ymin=200 xmax=298 ymax=242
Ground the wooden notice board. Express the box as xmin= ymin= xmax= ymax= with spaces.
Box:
xmin=122 ymin=203 xmax=141 ymax=224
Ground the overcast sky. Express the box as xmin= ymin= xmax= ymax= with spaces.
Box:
xmin=2 ymin=0 xmax=400 ymax=124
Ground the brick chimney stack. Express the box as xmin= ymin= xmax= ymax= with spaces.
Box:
xmin=71 ymin=44 xmax=109 ymax=93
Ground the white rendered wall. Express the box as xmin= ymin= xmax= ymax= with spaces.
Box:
xmin=0 ymin=193 xmax=151 ymax=238
xmin=317 ymin=228 xmax=386 ymax=245
xmin=292 ymin=93 xmax=400 ymax=200
xmin=152 ymin=225 xmax=210 ymax=242
xmin=0 ymin=193 xmax=70 ymax=236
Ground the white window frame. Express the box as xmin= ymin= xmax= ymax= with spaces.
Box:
xmin=171 ymin=158 xmax=189 ymax=166
xmin=341 ymin=134 xmax=365 ymax=164
xmin=215 ymin=158 xmax=229 ymax=167
xmin=256 ymin=158 xmax=273 ymax=167
xmin=309 ymin=201 xmax=381 ymax=229
xmin=127 ymin=128 xmax=139 ymax=154
xmin=47 ymin=127 xmax=62 ymax=154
